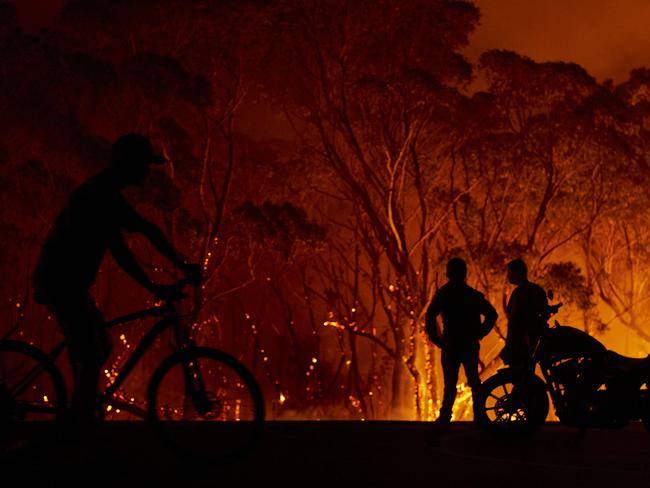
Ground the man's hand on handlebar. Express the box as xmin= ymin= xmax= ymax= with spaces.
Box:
xmin=148 ymin=262 xmax=202 ymax=301
xmin=151 ymin=283 xmax=187 ymax=301
xmin=181 ymin=262 xmax=202 ymax=286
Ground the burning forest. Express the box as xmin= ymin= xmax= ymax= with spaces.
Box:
xmin=1 ymin=0 xmax=650 ymax=421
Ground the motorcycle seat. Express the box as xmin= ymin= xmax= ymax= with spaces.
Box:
xmin=604 ymin=350 xmax=650 ymax=375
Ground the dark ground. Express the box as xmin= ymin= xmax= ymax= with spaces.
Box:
xmin=2 ymin=421 xmax=650 ymax=487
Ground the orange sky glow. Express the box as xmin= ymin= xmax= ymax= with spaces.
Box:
xmin=15 ymin=0 xmax=650 ymax=83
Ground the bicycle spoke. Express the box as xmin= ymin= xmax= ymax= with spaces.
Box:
xmin=149 ymin=348 xmax=263 ymax=463
xmin=10 ymin=363 xmax=48 ymax=399
xmin=0 ymin=344 xmax=65 ymax=422
xmin=15 ymin=402 xmax=59 ymax=415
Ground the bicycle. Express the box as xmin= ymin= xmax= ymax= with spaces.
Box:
xmin=0 ymin=278 xmax=264 ymax=464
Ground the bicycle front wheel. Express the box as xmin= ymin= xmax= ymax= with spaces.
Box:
xmin=147 ymin=347 xmax=264 ymax=464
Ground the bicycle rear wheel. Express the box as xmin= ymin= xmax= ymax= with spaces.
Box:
xmin=0 ymin=340 xmax=67 ymax=460
xmin=147 ymin=347 xmax=264 ymax=464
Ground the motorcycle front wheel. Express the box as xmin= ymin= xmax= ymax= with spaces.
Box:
xmin=476 ymin=369 xmax=549 ymax=436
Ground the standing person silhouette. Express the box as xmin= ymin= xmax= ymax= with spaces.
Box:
xmin=500 ymin=258 xmax=549 ymax=369
xmin=32 ymin=133 xmax=200 ymax=435
xmin=425 ymin=258 xmax=498 ymax=426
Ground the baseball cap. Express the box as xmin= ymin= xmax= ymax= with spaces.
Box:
xmin=111 ymin=133 xmax=166 ymax=166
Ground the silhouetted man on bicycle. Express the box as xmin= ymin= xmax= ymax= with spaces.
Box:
xmin=425 ymin=258 xmax=498 ymax=426
xmin=500 ymin=258 xmax=549 ymax=369
xmin=32 ymin=133 xmax=199 ymax=433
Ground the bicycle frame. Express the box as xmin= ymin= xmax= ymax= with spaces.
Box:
xmin=43 ymin=301 xmax=192 ymax=416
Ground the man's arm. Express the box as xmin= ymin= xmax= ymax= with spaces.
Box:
xmin=108 ymin=232 xmax=186 ymax=300
xmin=536 ymin=286 xmax=550 ymax=322
xmin=119 ymin=198 xmax=193 ymax=273
xmin=479 ymin=295 xmax=498 ymax=338
xmin=107 ymin=232 xmax=156 ymax=293
xmin=424 ymin=294 xmax=443 ymax=347
xmin=139 ymin=219 xmax=188 ymax=270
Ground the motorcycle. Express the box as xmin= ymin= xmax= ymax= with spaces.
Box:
xmin=476 ymin=298 xmax=650 ymax=434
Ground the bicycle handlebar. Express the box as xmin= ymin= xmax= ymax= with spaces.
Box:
xmin=177 ymin=273 xmax=203 ymax=288
xmin=152 ymin=274 xmax=203 ymax=303
xmin=106 ymin=275 xmax=202 ymax=327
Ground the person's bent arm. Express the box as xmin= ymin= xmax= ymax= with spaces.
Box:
xmin=138 ymin=219 xmax=188 ymax=270
xmin=479 ymin=297 xmax=498 ymax=338
xmin=118 ymin=198 xmax=193 ymax=273
xmin=108 ymin=232 xmax=156 ymax=293
xmin=425 ymin=295 xmax=443 ymax=347
xmin=108 ymin=232 xmax=186 ymax=301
